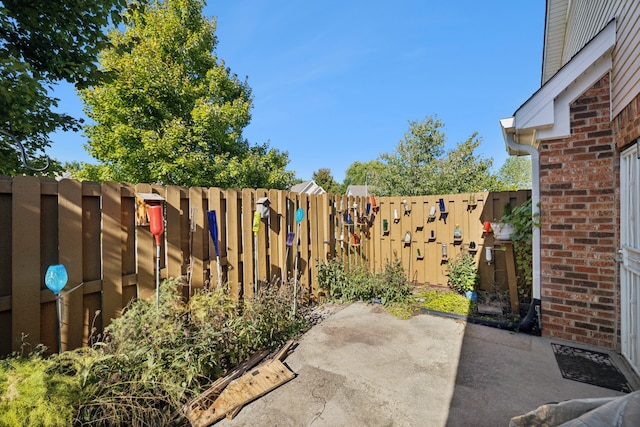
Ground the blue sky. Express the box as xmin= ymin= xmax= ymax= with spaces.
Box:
xmin=50 ymin=0 xmax=545 ymax=183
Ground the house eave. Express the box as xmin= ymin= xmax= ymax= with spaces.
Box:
xmin=505 ymin=18 xmax=615 ymax=151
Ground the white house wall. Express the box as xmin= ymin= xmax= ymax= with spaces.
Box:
xmin=612 ymin=1 xmax=640 ymax=118
xmin=546 ymin=1 xmax=640 ymax=119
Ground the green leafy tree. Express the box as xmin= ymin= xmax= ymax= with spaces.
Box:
xmin=312 ymin=168 xmax=341 ymax=194
xmin=341 ymin=160 xmax=384 ymax=193
xmin=0 ymin=0 xmax=127 ymax=175
xmin=376 ymin=116 xmax=445 ymax=196
xmin=433 ymin=133 xmax=499 ymax=194
xmin=496 ymin=155 xmax=532 ymax=190
xmin=79 ymin=0 xmax=294 ymax=188
xmin=375 ymin=116 xmax=501 ymax=196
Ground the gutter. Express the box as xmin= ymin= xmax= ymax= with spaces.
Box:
xmin=499 ymin=117 xmax=542 ymax=333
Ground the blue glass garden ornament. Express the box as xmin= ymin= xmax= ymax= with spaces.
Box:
xmin=45 ymin=264 xmax=68 ymax=295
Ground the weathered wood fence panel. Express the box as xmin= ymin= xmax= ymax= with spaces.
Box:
xmin=371 ymin=191 xmax=532 ymax=290
xmin=0 ymin=175 xmax=529 ymax=355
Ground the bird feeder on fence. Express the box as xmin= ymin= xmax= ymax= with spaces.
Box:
xmin=135 ymin=193 xmax=165 ymax=226
xmin=256 ymin=197 xmax=271 ymax=218
xmin=402 ymin=199 xmax=411 ymax=215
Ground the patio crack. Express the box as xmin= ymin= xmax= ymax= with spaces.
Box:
xmin=309 ymin=379 xmax=328 ymax=425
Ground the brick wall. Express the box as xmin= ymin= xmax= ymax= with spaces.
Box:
xmin=538 ymin=73 xmax=620 ymax=349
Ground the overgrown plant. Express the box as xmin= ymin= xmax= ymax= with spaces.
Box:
xmin=446 ymin=253 xmax=479 ymax=294
xmin=506 ymin=199 xmax=539 ymax=301
xmin=0 ymin=346 xmax=81 ymax=427
xmin=317 ymin=258 xmax=411 ymax=305
xmin=0 ymin=277 xmax=309 ymax=426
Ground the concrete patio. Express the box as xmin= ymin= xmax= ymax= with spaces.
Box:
xmin=221 ymin=302 xmax=639 ymax=427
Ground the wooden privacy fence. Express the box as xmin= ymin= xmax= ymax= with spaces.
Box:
xmin=0 ymin=175 xmax=529 ymax=355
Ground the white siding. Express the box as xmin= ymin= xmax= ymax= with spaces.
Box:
xmin=612 ymin=0 xmax=640 ymax=117
xmin=562 ymin=2 xmax=617 ymax=65
xmin=547 ymin=0 xmax=640 ymax=120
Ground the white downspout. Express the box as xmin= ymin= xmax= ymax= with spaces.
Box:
xmin=500 ymin=118 xmax=541 ymax=303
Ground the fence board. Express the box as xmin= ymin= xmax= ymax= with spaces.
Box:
xmin=298 ymin=193 xmax=310 ymax=290
xmin=166 ymin=186 xmax=184 ymax=280
xmin=308 ymin=193 xmax=320 ymax=299
xmin=207 ymin=187 xmax=225 ymax=288
xmin=189 ymin=187 xmax=207 ymax=292
xmin=102 ymin=182 xmax=122 ymax=326
xmin=256 ymin=189 xmax=269 ymax=285
xmin=12 ymin=176 xmax=41 ymax=351
xmin=58 ymin=179 xmax=83 ymax=351
xmin=226 ymin=189 xmax=241 ymax=298
xmin=270 ymin=189 xmax=284 ymax=284
xmin=241 ymin=189 xmax=255 ymax=298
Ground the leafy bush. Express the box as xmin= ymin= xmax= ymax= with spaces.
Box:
xmin=508 ymin=198 xmax=539 ymax=301
xmin=0 ymin=347 xmax=80 ymax=427
xmin=0 ymin=277 xmax=308 ymax=426
xmin=317 ymin=258 xmax=411 ymax=305
xmin=317 ymin=258 xmax=349 ymax=300
xmin=417 ymin=289 xmax=474 ymax=315
xmin=447 ymin=253 xmax=479 ymax=294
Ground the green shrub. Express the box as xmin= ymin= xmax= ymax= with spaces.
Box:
xmin=417 ymin=289 xmax=473 ymax=315
xmin=317 ymin=258 xmax=411 ymax=305
xmin=1 ymin=277 xmax=308 ymax=426
xmin=447 ymin=253 xmax=479 ymax=294
xmin=0 ymin=347 xmax=80 ymax=427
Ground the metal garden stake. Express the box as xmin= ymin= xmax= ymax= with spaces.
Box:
xmin=293 ymin=208 xmax=304 ymax=316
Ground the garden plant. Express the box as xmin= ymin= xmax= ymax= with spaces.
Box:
xmin=0 ymin=278 xmax=308 ymax=426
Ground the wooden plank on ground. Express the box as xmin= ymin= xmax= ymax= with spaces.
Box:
xmin=184 ymin=340 xmax=295 ymax=427
xmin=189 ymin=359 xmax=295 ymax=426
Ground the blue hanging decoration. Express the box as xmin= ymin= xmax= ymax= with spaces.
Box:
xmin=45 ymin=264 xmax=68 ymax=295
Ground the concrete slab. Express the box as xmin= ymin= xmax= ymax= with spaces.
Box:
xmin=220 ymin=302 xmax=637 ymax=427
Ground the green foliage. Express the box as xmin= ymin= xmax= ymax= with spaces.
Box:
xmin=446 ymin=253 xmax=479 ymax=294
xmin=375 ymin=116 xmax=445 ymax=196
xmin=312 ymin=168 xmax=341 ymax=194
xmin=79 ymin=0 xmax=294 ymax=189
xmin=317 ymin=258 xmax=411 ymax=305
xmin=341 ymin=160 xmax=385 ymax=193
xmin=0 ymin=277 xmax=307 ymax=426
xmin=0 ymin=0 xmax=127 ymax=176
xmin=0 ymin=347 xmax=81 ymax=426
xmin=433 ymin=135 xmax=499 ymax=195
xmin=496 ymin=156 xmax=532 ymax=190
xmin=416 ymin=289 xmax=473 ymax=316
xmin=317 ymin=259 xmax=349 ymax=300
xmin=372 ymin=115 xmax=501 ymax=196
xmin=507 ymin=199 xmax=539 ymax=300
